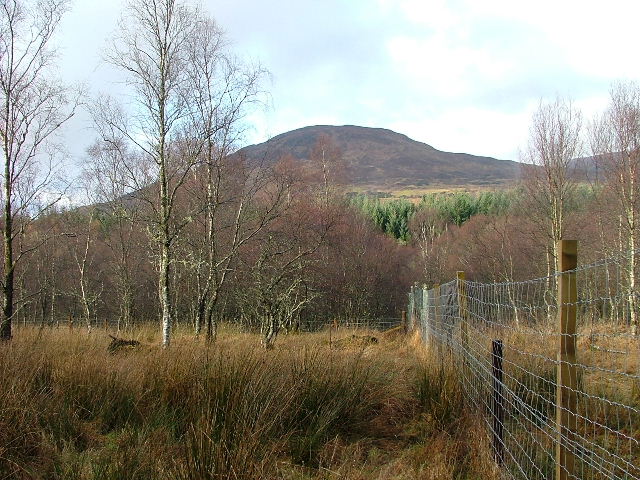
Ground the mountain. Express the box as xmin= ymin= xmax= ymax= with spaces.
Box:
xmin=238 ymin=125 xmax=522 ymax=189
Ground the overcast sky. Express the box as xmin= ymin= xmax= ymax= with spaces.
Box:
xmin=56 ymin=0 xmax=640 ymax=162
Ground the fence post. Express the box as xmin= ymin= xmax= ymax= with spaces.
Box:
xmin=329 ymin=318 xmax=334 ymax=349
xmin=556 ymin=240 xmax=577 ymax=480
xmin=434 ymin=284 xmax=441 ymax=356
xmin=457 ymin=271 xmax=468 ymax=356
xmin=409 ymin=285 xmax=415 ymax=332
xmin=422 ymin=284 xmax=429 ymax=343
xmin=416 ymin=282 xmax=422 ymax=333
xmin=408 ymin=288 xmax=412 ymax=333
xmin=401 ymin=310 xmax=407 ymax=334
xmin=492 ymin=339 xmax=505 ymax=466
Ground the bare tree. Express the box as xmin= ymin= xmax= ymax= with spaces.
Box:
xmin=521 ymin=97 xmax=582 ymax=315
xmin=590 ymin=81 xmax=640 ymax=334
xmin=68 ymin=217 xmax=101 ymax=332
xmin=83 ymin=138 xmax=143 ymax=332
xmin=182 ymin=18 xmax=269 ymax=341
xmin=94 ymin=0 xmax=212 ymax=347
xmin=409 ymin=206 xmax=445 ymax=286
xmin=309 ymin=134 xmax=343 ymax=209
xmin=234 ymin=160 xmax=333 ymax=348
xmin=241 ymin=224 xmax=323 ymax=349
xmin=184 ymin=156 xmax=284 ymax=341
xmin=0 ymin=0 xmax=78 ymax=340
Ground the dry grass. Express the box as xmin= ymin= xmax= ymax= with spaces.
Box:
xmin=345 ymin=185 xmax=510 ymax=203
xmin=0 ymin=325 xmax=499 ymax=480
xmin=448 ymin=320 xmax=640 ymax=479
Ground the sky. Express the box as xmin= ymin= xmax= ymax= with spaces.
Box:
xmin=56 ymin=0 xmax=640 ymax=163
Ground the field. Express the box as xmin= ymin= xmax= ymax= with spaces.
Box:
xmin=0 ymin=325 xmax=498 ymax=480
xmin=345 ymin=184 xmax=511 ymax=203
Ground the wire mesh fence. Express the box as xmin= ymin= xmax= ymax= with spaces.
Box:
xmin=16 ymin=313 xmax=403 ymax=335
xmin=409 ymin=243 xmax=640 ymax=480
xmin=303 ymin=317 xmax=403 ymax=331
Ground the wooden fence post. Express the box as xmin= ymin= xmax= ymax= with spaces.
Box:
xmin=434 ymin=284 xmax=441 ymax=356
xmin=409 ymin=285 xmax=415 ymax=332
xmin=492 ymin=339 xmax=505 ymax=466
xmin=457 ymin=271 xmax=468 ymax=356
xmin=401 ymin=310 xmax=407 ymax=334
xmin=422 ymin=284 xmax=429 ymax=343
xmin=411 ymin=282 xmax=422 ymax=332
xmin=556 ymin=240 xmax=577 ymax=480
xmin=329 ymin=318 xmax=333 ymax=349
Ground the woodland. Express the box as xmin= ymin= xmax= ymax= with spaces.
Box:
xmin=2 ymin=0 xmax=640 ymax=348
xmin=4 ymin=1 xmax=640 ymax=479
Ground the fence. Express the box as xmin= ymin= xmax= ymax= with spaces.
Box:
xmin=408 ymin=240 xmax=640 ymax=480
xmin=18 ymin=313 xmax=403 ymax=334
xmin=299 ymin=316 xmax=403 ymax=332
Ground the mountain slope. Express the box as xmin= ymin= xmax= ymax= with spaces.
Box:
xmin=238 ymin=125 xmax=521 ymax=188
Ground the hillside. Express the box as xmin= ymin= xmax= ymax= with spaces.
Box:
xmin=238 ymin=125 xmax=522 ymax=189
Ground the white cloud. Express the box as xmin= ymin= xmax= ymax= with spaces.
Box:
xmin=388 ymin=105 xmax=534 ymax=160
xmin=48 ymin=0 xmax=640 ymax=166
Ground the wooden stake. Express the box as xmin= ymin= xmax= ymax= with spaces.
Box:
xmin=409 ymin=285 xmax=415 ymax=332
xmin=556 ymin=240 xmax=577 ymax=480
xmin=434 ymin=284 xmax=441 ymax=357
xmin=492 ymin=339 xmax=505 ymax=466
xmin=457 ymin=271 xmax=468 ymax=357
xmin=401 ymin=310 xmax=407 ymax=334
xmin=422 ymin=284 xmax=429 ymax=342
xmin=413 ymin=283 xmax=420 ymax=332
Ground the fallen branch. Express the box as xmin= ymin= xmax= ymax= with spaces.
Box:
xmin=108 ymin=334 xmax=140 ymax=353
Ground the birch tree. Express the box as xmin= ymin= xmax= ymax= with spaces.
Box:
xmin=0 ymin=0 xmax=78 ymax=340
xmin=236 ymin=160 xmax=334 ymax=348
xmin=95 ymin=0 xmax=207 ymax=347
xmin=521 ymin=97 xmax=582 ymax=314
xmin=69 ymin=218 xmax=100 ymax=332
xmin=591 ymin=81 xmax=640 ymax=334
xmin=182 ymin=18 xmax=269 ymax=341
xmin=83 ymin=138 xmax=143 ymax=331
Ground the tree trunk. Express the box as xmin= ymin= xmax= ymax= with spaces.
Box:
xmin=205 ymin=308 xmax=217 ymax=343
xmin=80 ymin=277 xmax=91 ymax=333
xmin=160 ymin=240 xmax=172 ymax=348
xmin=262 ymin=312 xmax=279 ymax=349
xmin=627 ymin=164 xmax=638 ymax=335
xmin=195 ymin=295 xmax=205 ymax=336
xmin=629 ymin=234 xmax=637 ymax=335
xmin=1 ymin=176 xmax=13 ymax=340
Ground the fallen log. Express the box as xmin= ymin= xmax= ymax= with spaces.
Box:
xmin=107 ymin=334 xmax=140 ymax=353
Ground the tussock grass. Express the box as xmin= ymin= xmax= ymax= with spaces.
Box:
xmin=0 ymin=325 xmax=498 ymax=479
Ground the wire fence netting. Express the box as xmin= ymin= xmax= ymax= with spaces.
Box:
xmin=409 ymin=249 xmax=640 ymax=480
xmin=18 ymin=312 xmax=403 ymax=334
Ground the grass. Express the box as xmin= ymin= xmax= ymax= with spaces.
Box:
xmin=449 ymin=320 xmax=640 ymax=480
xmin=345 ymin=184 xmax=511 ymax=203
xmin=0 ymin=325 xmax=498 ymax=480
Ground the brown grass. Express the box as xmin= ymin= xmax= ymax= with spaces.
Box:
xmin=345 ymin=185 xmax=510 ymax=204
xmin=448 ymin=320 xmax=640 ymax=479
xmin=0 ymin=325 xmax=499 ymax=480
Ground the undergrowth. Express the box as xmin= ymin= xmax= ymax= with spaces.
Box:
xmin=0 ymin=326 xmax=497 ymax=479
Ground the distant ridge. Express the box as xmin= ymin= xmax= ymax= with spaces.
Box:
xmin=238 ymin=125 xmax=522 ymax=188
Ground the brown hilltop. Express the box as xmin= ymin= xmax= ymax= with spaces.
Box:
xmin=238 ymin=125 xmax=522 ymax=188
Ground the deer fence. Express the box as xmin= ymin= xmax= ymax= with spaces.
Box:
xmin=408 ymin=240 xmax=640 ymax=480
